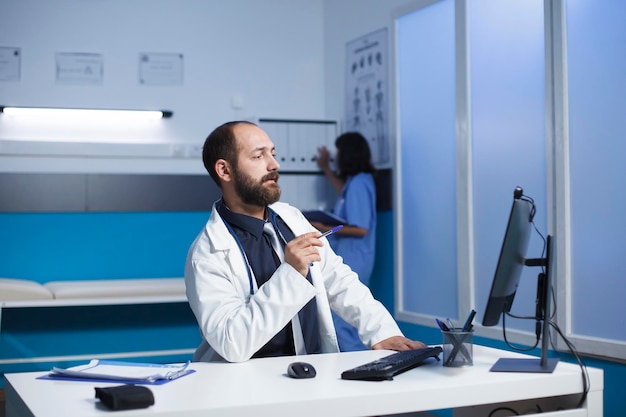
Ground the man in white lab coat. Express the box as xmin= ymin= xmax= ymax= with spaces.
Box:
xmin=185 ymin=121 xmax=425 ymax=362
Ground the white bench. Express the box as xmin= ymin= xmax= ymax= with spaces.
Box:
xmin=0 ymin=277 xmax=187 ymax=332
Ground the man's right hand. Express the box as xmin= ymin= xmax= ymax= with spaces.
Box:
xmin=283 ymin=232 xmax=324 ymax=276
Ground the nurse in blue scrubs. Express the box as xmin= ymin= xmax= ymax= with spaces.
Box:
xmin=313 ymin=132 xmax=377 ymax=351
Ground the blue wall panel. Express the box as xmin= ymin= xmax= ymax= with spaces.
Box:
xmin=0 ymin=211 xmax=209 ymax=282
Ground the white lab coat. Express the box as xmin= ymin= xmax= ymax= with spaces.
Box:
xmin=184 ymin=201 xmax=402 ymax=362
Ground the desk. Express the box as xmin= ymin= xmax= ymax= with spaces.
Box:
xmin=4 ymin=346 xmax=603 ymax=417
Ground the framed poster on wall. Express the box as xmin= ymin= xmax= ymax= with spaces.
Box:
xmin=345 ymin=27 xmax=390 ymax=168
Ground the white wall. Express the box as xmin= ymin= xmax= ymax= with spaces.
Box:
xmin=0 ymin=0 xmax=327 ymax=145
xmin=0 ymin=0 xmax=421 ymax=146
xmin=0 ymin=0 xmax=416 ymax=210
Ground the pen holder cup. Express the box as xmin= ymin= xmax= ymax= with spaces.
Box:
xmin=442 ymin=329 xmax=474 ymax=367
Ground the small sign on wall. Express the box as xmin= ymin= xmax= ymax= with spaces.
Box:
xmin=139 ymin=53 xmax=183 ymax=85
xmin=0 ymin=47 xmax=21 ymax=81
xmin=56 ymin=52 xmax=104 ymax=85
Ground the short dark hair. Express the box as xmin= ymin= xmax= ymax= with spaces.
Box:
xmin=202 ymin=121 xmax=257 ymax=187
xmin=335 ymin=132 xmax=375 ymax=179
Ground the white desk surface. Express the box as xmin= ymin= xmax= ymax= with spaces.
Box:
xmin=4 ymin=345 xmax=603 ymax=417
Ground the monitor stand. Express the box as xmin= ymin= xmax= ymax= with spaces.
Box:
xmin=491 ymin=357 xmax=559 ymax=373
xmin=491 ymin=235 xmax=559 ymax=374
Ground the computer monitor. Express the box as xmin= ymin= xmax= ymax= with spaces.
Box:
xmin=482 ymin=187 xmax=533 ymax=327
xmin=482 ymin=186 xmax=559 ymax=373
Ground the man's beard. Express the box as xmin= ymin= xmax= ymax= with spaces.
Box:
xmin=232 ymin=169 xmax=281 ymax=207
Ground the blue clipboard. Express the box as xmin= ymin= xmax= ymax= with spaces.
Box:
xmin=39 ymin=359 xmax=195 ymax=385
xmin=302 ymin=210 xmax=347 ymax=226
xmin=37 ymin=369 xmax=195 ymax=385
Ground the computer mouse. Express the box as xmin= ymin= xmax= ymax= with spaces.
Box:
xmin=287 ymin=361 xmax=316 ymax=379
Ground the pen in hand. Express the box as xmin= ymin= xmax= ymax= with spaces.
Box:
xmin=319 ymin=224 xmax=344 ymax=238
xmin=310 ymin=225 xmax=344 ymax=267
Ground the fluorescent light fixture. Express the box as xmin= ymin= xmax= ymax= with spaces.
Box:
xmin=0 ymin=106 xmax=173 ymax=120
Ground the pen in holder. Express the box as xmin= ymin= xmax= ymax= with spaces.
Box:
xmin=442 ymin=328 xmax=474 ymax=367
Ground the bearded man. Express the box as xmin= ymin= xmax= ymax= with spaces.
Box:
xmin=185 ymin=121 xmax=426 ymax=362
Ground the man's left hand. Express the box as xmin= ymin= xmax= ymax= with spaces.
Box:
xmin=372 ymin=336 xmax=427 ymax=351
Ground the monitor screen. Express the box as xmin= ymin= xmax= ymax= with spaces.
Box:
xmin=482 ymin=187 xmax=534 ymax=327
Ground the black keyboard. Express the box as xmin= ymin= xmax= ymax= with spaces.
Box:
xmin=341 ymin=346 xmax=442 ymax=381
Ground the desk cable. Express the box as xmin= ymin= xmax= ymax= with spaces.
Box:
xmin=500 ymin=224 xmax=590 ymax=411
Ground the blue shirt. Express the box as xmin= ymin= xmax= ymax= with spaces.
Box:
xmin=328 ymin=173 xmax=376 ymax=286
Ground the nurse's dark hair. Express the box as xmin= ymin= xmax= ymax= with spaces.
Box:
xmin=202 ymin=121 xmax=257 ymax=187
xmin=335 ymin=132 xmax=375 ymax=180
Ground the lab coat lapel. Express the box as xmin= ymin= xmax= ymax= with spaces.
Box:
xmin=205 ymin=204 xmax=258 ymax=296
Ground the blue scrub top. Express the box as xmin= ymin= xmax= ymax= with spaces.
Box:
xmin=328 ymin=172 xmax=376 ymax=286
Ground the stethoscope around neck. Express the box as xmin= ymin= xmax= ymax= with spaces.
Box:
xmin=221 ymin=208 xmax=286 ymax=296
